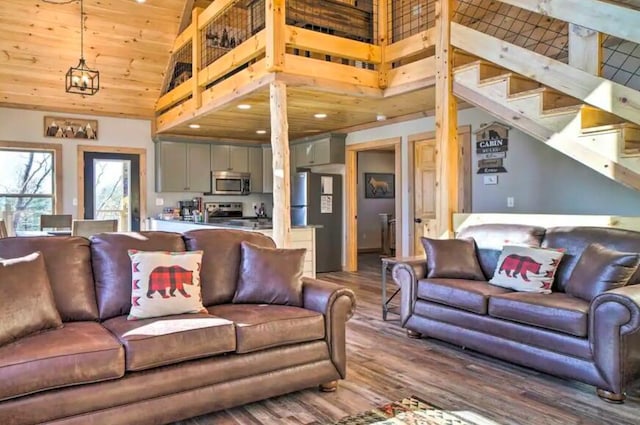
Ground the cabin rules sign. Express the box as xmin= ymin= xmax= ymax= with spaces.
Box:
xmin=475 ymin=122 xmax=510 ymax=174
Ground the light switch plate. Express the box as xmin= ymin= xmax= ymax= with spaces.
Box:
xmin=155 ymin=198 xmax=164 ymax=206
xmin=483 ymin=175 xmax=498 ymax=185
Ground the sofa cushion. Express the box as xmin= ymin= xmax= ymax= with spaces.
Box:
xmin=183 ymin=229 xmax=276 ymax=306
xmin=91 ymin=232 xmax=186 ymax=320
xmin=0 ymin=322 xmax=124 ymax=401
xmin=102 ymin=313 xmax=235 ymax=372
xmin=208 ymin=304 xmax=325 ymax=354
xmin=0 ymin=252 xmax=62 ymax=347
xmin=417 ymin=278 xmax=513 ymax=315
xmin=127 ymin=250 xmax=207 ymax=320
xmin=457 ymin=224 xmax=546 ymax=281
xmin=542 ymin=226 xmax=640 ymax=291
xmin=489 ymin=245 xmax=564 ymax=294
xmin=489 ymin=292 xmax=589 ymax=337
xmin=421 ymin=237 xmax=485 ymax=280
xmin=0 ymin=236 xmax=98 ymax=321
xmin=233 ymin=242 xmax=306 ymax=307
xmin=565 ymin=243 xmax=640 ymax=301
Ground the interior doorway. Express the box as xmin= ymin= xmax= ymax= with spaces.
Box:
xmin=410 ymin=126 xmax=472 ymax=255
xmin=77 ymin=146 xmax=147 ymax=232
xmin=345 ymin=138 xmax=402 ymax=272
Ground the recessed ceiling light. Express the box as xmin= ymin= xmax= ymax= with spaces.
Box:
xmin=376 ymin=114 xmax=387 ymax=121
xmin=189 ymin=124 xmax=201 ymax=129
xmin=237 ymin=104 xmax=251 ymax=110
xmin=256 ymin=130 xmax=267 ymax=135
xmin=314 ymin=113 xmax=327 ymax=119
xmin=135 ymin=0 xmax=146 ymax=3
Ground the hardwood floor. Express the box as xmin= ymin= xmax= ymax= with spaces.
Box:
xmin=178 ymin=253 xmax=639 ymax=425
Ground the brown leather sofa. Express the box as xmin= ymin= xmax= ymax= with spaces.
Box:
xmin=393 ymin=224 xmax=640 ymax=403
xmin=0 ymin=229 xmax=355 ymax=424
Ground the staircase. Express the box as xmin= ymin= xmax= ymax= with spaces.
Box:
xmin=452 ymin=51 xmax=640 ymax=191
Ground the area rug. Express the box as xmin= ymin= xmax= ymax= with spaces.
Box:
xmin=331 ymin=396 xmax=497 ymax=425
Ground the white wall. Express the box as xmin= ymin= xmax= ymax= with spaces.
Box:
xmin=346 ymin=107 xmax=640 ymax=258
xmin=0 ymin=107 xmax=273 ymax=222
xmin=357 ymin=151 xmax=395 ymax=250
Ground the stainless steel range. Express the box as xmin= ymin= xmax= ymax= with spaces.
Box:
xmin=203 ymin=202 xmax=243 ymax=221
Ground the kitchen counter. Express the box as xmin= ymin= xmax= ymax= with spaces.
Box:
xmin=148 ymin=218 xmax=317 ymax=277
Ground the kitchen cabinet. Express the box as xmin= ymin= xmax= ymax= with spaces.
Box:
xmin=293 ymin=134 xmax=345 ymax=167
xmin=262 ymin=147 xmax=273 ymax=193
xmin=211 ymin=145 xmax=249 ymax=172
xmin=156 ymin=142 xmax=211 ymax=192
xmin=248 ymin=147 xmax=263 ymax=192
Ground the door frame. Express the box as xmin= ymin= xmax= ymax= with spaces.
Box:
xmin=408 ymin=125 xmax=472 ymax=254
xmin=345 ymin=137 xmax=402 ymax=272
xmin=77 ymin=145 xmax=147 ymax=222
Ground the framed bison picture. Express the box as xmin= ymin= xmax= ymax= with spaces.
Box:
xmin=364 ymin=173 xmax=395 ymax=199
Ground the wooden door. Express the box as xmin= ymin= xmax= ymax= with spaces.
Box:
xmin=414 ymin=139 xmax=437 ymax=255
xmin=187 ymin=143 xmax=211 ymax=192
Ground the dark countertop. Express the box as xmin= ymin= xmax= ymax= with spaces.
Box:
xmin=150 ymin=218 xmax=321 ymax=230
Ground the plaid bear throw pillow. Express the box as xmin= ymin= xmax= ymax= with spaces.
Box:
xmin=127 ymin=250 xmax=207 ymax=320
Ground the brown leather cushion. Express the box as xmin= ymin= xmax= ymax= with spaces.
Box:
xmin=233 ymin=241 xmax=306 ymax=306
xmin=183 ymin=229 xmax=276 ymax=306
xmin=0 ymin=252 xmax=62 ymax=347
xmin=91 ymin=232 xmax=186 ymax=320
xmin=102 ymin=313 xmax=236 ymax=371
xmin=489 ymin=292 xmax=589 ymax=337
xmin=564 ymin=243 xmax=640 ymax=301
xmin=0 ymin=322 xmax=124 ymax=401
xmin=0 ymin=237 xmax=98 ymax=321
xmin=417 ymin=278 xmax=513 ymax=314
xmin=209 ymin=304 xmax=325 ymax=354
xmin=421 ymin=237 xmax=485 ymax=280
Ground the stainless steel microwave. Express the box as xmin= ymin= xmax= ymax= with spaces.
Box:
xmin=210 ymin=171 xmax=251 ymax=195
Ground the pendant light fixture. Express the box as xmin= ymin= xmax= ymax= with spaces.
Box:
xmin=65 ymin=0 xmax=99 ymax=95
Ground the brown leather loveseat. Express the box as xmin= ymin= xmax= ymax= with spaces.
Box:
xmin=393 ymin=224 xmax=640 ymax=403
xmin=0 ymin=229 xmax=355 ymax=424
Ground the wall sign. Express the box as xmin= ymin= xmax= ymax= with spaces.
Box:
xmin=474 ymin=122 xmax=510 ymax=174
xmin=44 ymin=116 xmax=98 ymax=140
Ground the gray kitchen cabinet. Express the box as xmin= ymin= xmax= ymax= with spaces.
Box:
xmin=156 ymin=141 xmax=210 ymax=192
xmin=262 ymin=147 xmax=273 ymax=193
xmin=248 ymin=147 xmax=263 ymax=192
xmin=210 ymin=145 xmax=249 ymax=172
xmin=187 ymin=143 xmax=212 ymax=192
xmin=293 ymin=134 xmax=345 ymax=167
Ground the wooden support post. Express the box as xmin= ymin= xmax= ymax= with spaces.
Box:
xmin=191 ymin=7 xmax=204 ymax=109
xmin=434 ymin=0 xmax=458 ymax=238
xmin=569 ymin=24 xmax=602 ymax=76
xmin=270 ymin=80 xmax=292 ymax=248
xmin=266 ymin=0 xmax=286 ymax=72
xmin=377 ymin=0 xmax=389 ymax=88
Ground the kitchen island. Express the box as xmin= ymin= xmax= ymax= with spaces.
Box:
xmin=148 ymin=218 xmax=317 ymax=278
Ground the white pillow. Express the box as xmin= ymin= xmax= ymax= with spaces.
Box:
xmin=489 ymin=245 xmax=564 ymax=294
xmin=128 ymin=250 xmax=206 ymax=320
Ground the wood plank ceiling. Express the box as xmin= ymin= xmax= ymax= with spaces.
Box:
xmin=0 ymin=0 xmax=183 ymax=118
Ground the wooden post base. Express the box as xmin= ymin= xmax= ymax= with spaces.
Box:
xmin=407 ymin=329 xmax=422 ymax=339
xmin=597 ymin=388 xmax=625 ymax=403
xmin=319 ymin=381 xmax=338 ymax=392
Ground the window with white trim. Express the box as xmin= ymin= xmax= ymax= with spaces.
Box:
xmin=0 ymin=148 xmax=55 ymax=231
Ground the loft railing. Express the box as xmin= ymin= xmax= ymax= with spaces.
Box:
xmin=155 ymin=0 xmax=437 ymax=121
xmin=602 ymin=35 xmax=640 ymax=91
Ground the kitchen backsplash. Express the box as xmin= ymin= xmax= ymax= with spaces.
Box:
xmin=151 ymin=192 xmax=273 ymax=218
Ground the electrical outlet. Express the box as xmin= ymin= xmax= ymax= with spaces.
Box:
xmin=72 ymin=198 xmax=78 ymax=206
xmin=155 ymin=198 xmax=164 ymax=206
xmin=507 ymin=197 xmax=515 ymax=208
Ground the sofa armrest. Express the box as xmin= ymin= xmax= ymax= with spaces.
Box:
xmin=302 ymin=277 xmax=356 ymax=378
xmin=391 ymin=260 xmax=427 ymax=326
xmin=589 ymin=285 xmax=640 ymax=394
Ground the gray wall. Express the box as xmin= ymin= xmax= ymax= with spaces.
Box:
xmin=357 ymin=151 xmax=395 ymax=250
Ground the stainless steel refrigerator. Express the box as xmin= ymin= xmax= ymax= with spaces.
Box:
xmin=291 ymin=171 xmax=343 ymax=273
